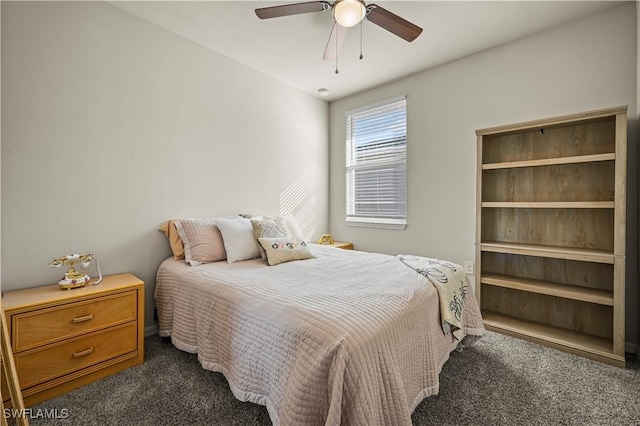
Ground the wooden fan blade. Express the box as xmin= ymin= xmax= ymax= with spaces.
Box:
xmin=323 ymin=23 xmax=348 ymax=60
xmin=366 ymin=4 xmax=423 ymax=42
xmin=255 ymin=1 xmax=329 ymax=19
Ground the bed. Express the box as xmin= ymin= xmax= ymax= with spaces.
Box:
xmin=155 ymin=243 xmax=485 ymax=425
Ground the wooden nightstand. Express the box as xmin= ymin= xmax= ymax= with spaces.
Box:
xmin=1 ymin=273 xmax=144 ymax=407
xmin=323 ymin=241 xmax=353 ymax=250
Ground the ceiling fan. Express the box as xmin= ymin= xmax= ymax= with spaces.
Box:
xmin=255 ymin=0 xmax=423 ymax=66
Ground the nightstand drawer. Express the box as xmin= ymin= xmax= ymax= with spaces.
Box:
xmin=12 ymin=291 xmax=137 ymax=351
xmin=15 ymin=322 xmax=137 ymax=389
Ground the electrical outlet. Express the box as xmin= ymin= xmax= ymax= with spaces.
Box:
xmin=464 ymin=261 xmax=474 ymax=275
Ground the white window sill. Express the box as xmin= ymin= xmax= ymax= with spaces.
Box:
xmin=346 ymin=218 xmax=407 ymax=230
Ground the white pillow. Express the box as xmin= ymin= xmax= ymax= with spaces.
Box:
xmin=215 ymin=217 xmax=261 ymax=263
xmin=282 ymin=214 xmax=305 ymax=240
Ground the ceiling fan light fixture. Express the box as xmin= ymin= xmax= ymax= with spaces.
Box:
xmin=333 ymin=0 xmax=366 ymax=28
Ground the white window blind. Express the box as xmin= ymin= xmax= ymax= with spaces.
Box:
xmin=346 ymin=96 xmax=407 ymax=229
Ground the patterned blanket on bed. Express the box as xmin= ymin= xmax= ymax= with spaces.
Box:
xmin=398 ymin=255 xmax=469 ymax=340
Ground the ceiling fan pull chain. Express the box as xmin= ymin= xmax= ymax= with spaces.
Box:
xmin=359 ymin=19 xmax=364 ymax=60
xmin=335 ymin=30 xmax=339 ymax=74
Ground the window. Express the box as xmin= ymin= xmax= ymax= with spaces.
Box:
xmin=345 ymin=96 xmax=407 ymax=229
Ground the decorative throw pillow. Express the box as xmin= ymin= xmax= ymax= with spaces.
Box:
xmin=258 ymin=238 xmax=315 ymax=266
xmin=174 ymin=218 xmax=226 ymax=266
xmin=251 ymin=217 xmax=290 ymax=260
xmin=216 ymin=217 xmax=261 ymax=263
xmin=159 ymin=220 xmax=185 ymax=260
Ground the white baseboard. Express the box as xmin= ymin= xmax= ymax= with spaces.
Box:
xmin=145 ymin=323 xmax=159 ymax=337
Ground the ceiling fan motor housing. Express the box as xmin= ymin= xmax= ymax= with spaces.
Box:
xmin=332 ymin=0 xmax=367 ymax=28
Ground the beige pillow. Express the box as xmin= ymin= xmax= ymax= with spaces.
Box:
xmin=258 ymin=238 xmax=315 ymax=266
xmin=251 ymin=217 xmax=290 ymax=260
xmin=159 ymin=220 xmax=185 ymax=260
xmin=174 ymin=218 xmax=226 ymax=266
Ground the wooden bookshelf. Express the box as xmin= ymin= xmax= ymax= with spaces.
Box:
xmin=475 ymin=106 xmax=627 ymax=367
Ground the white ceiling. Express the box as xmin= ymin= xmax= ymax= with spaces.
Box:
xmin=109 ymin=1 xmax=623 ymax=101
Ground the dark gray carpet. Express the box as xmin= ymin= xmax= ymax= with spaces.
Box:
xmin=28 ymin=331 xmax=640 ymax=425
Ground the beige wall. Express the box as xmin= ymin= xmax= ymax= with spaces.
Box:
xmin=329 ymin=3 xmax=639 ymax=348
xmin=1 ymin=2 xmax=329 ymax=329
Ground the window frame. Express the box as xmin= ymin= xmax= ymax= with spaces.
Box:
xmin=345 ymin=95 xmax=407 ymax=230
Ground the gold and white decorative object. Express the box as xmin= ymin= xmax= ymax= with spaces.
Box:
xmin=48 ymin=253 xmax=103 ymax=289
xmin=317 ymin=234 xmax=335 ymax=245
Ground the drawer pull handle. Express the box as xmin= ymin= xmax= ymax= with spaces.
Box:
xmin=72 ymin=314 xmax=94 ymax=323
xmin=72 ymin=347 xmax=94 ymax=358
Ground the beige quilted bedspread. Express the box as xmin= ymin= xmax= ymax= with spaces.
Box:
xmin=155 ymin=245 xmax=485 ymax=425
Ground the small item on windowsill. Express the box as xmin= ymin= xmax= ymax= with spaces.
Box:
xmin=317 ymin=234 xmax=335 ymax=245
